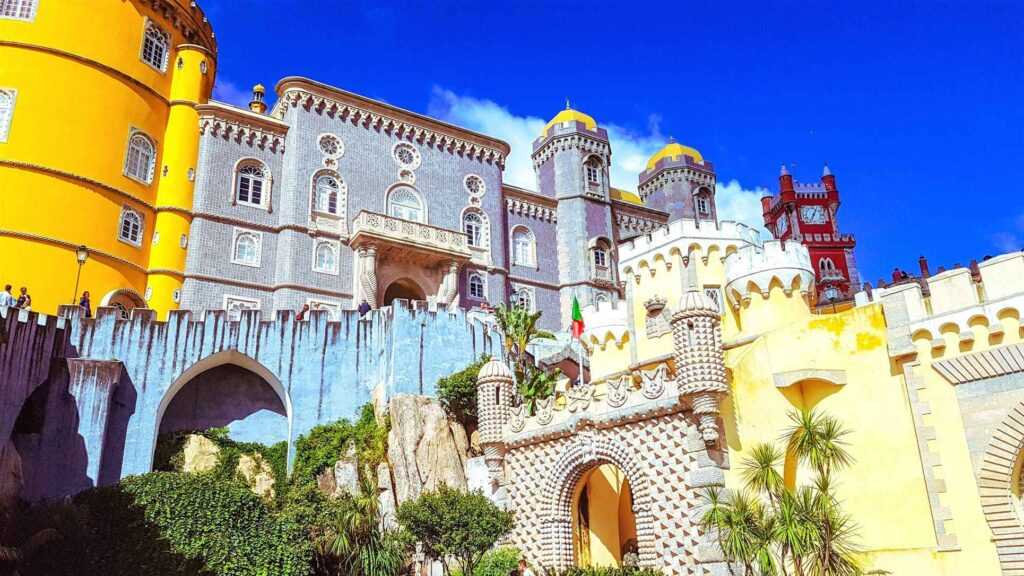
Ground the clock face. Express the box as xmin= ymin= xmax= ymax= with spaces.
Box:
xmin=800 ymin=205 xmax=826 ymax=224
xmin=776 ymin=217 xmax=788 ymax=235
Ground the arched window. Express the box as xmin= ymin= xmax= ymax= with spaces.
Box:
xmin=141 ymin=21 xmax=170 ymax=71
xmin=591 ymin=238 xmax=611 ymax=281
xmin=388 ymin=186 xmax=424 ymax=222
xmin=695 ymin=189 xmax=712 ymax=218
xmin=585 ymin=157 xmax=603 ymax=187
xmin=464 ymin=211 xmax=484 ymax=247
xmin=314 ymin=174 xmax=339 ymax=215
xmin=468 ymin=273 xmax=486 ymax=299
xmin=313 ymin=240 xmax=338 ymax=274
xmin=0 ymin=89 xmax=14 ymax=143
xmin=512 ymin=287 xmax=533 ymax=311
xmin=236 ymin=161 xmax=267 ymax=207
xmin=511 ymin=227 xmax=536 ymax=266
xmin=118 ymin=207 xmax=143 ymax=246
xmin=124 ymin=132 xmax=155 ymax=184
xmin=232 ymin=231 xmax=260 ymax=267
xmin=0 ymin=0 xmax=37 ymax=21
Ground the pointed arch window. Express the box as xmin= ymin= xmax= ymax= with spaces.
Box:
xmin=118 ymin=207 xmax=143 ymax=246
xmin=695 ymin=189 xmax=712 ymax=218
xmin=511 ymin=226 xmax=536 ymax=267
xmin=313 ymin=240 xmax=339 ymax=274
xmin=388 ymin=186 xmax=424 ymax=223
xmin=0 ymin=89 xmax=14 ymax=143
xmin=0 ymin=0 xmax=37 ymax=21
xmin=231 ymin=229 xmax=261 ymax=268
xmin=314 ymin=174 xmax=340 ymax=215
xmin=141 ymin=20 xmax=170 ymax=72
xmin=235 ymin=161 xmax=268 ymax=207
xmin=124 ymin=131 xmax=155 ymax=184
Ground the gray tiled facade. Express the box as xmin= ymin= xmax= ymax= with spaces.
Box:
xmin=183 ymin=79 xmax=701 ymax=331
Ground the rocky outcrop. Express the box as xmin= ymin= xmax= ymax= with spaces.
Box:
xmin=377 ymin=462 xmax=398 ymax=530
xmin=387 ymin=394 xmax=469 ymax=503
xmin=316 ymin=445 xmax=359 ymax=498
xmin=180 ymin=434 xmax=220 ymax=474
xmin=237 ymin=453 xmax=275 ymax=502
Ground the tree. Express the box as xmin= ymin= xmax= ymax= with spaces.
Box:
xmin=330 ymin=473 xmax=406 ymax=576
xmin=493 ymin=304 xmax=558 ymax=414
xmin=396 ymin=485 xmax=514 ymax=576
xmin=437 ymin=355 xmax=491 ymax=428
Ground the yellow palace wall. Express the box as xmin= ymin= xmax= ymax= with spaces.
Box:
xmin=0 ymin=0 xmax=214 ymax=316
xmin=587 ymin=244 xmax=1004 ymax=575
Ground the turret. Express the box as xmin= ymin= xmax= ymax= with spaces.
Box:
xmin=724 ymin=240 xmax=815 ymax=334
xmin=821 ymin=162 xmax=836 ymax=193
xmin=476 ymin=358 xmax=515 ymax=485
xmin=779 ymin=164 xmax=795 ymax=202
xmin=671 ymin=285 xmax=728 ymax=444
xmin=249 ymin=83 xmax=267 ymax=114
xmin=638 ymin=138 xmax=717 ymax=224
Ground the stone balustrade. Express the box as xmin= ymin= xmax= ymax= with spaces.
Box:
xmin=350 ymin=210 xmax=471 ymax=259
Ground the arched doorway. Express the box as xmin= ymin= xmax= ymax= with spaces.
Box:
xmin=382 ymin=278 xmax=425 ymax=306
xmin=572 ymin=463 xmax=638 ymax=568
xmin=153 ymin=351 xmax=292 ymax=470
xmin=101 ymin=288 xmax=145 ymax=319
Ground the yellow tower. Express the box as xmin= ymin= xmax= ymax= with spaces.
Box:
xmin=0 ymin=0 xmax=216 ymax=317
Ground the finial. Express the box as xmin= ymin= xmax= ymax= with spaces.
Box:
xmin=822 ymin=162 xmax=832 ymax=177
xmin=668 ymin=135 xmax=676 ymax=144
xmin=780 ymin=164 xmax=789 ymax=176
xmin=249 ymin=83 xmax=267 ymax=114
xmin=565 ymin=97 xmax=571 ymax=110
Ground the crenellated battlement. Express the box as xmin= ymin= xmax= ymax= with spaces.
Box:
xmin=580 ymin=299 xmax=629 ymax=349
xmin=723 ymin=240 xmax=815 ymax=306
xmin=619 ymin=218 xmax=761 ymax=281
xmin=856 ymin=251 xmax=1024 ymax=356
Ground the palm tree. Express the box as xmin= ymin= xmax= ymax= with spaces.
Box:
xmin=493 ymin=304 xmax=557 ymax=413
xmin=783 ymin=410 xmax=852 ymax=483
xmin=330 ymin=472 xmax=405 ymax=576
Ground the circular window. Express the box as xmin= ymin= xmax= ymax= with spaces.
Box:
xmin=319 ymin=134 xmax=344 ymax=158
xmin=464 ymin=174 xmax=486 ymax=197
xmin=393 ymin=142 xmax=421 ymax=170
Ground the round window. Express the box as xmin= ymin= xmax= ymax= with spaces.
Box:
xmin=393 ymin=142 xmax=421 ymax=170
xmin=464 ymin=174 xmax=486 ymax=197
xmin=319 ymin=134 xmax=344 ymax=158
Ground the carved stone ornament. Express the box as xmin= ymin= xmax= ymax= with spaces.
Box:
xmin=645 ymin=306 xmax=672 ymax=339
xmin=509 ymin=403 xmax=526 ymax=433
xmin=536 ymin=395 xmax=554 ymax=425
xmin=567 ymin=383 xmax=594 ymax=413
xmin=606 ymin=374 xmax=632 ymax=408
xmin=640 ymin=363 xmax=670 ymax=400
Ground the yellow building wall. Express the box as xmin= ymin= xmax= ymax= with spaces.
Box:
xmin=0 ymin=0 xmax=214 ymax=316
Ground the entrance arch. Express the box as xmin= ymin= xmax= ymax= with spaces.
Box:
xmin=382 ymin=277 xmax=426 ymax=306
xmin=572 ymin=463 xmax=638 ymax=567
xmin=100 ymin=288 xmax=146 ymax=319
xmin=152 ymin=350 xmax=293 ymax=470
xmin=544 ymin=433 xmax=655 ymax=570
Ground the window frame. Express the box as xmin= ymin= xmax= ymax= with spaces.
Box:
xmin=511 ymin=285 xmax=535 ymax=312
xmin=510 ymin=225 xmax=537 ymax=267
xmin=0 ymin=88 xmax=16 ymax=143
xmin=234 ymin=159 xmax=270 ymax=209
xmin=387 ymin=185 xmax=426 ymax=223
xmin=230 ymin=228 xmax=262 ymax=268
xmin=139 ymin=18 xmax=171 ymax=73
xmin=117 ymin=206 xmax=144 ymax=247
xmin=0 ymin=0 xmax=38 ymax=22
xmin=313 ymin=173 xmax=341 ymax=216
xmin=123 ymin=129 xmax=156 ymax=185
xmin=468 ymin=272 xmax=486 ymax=300
xmin=312 ymin=239 xmax=340 ymax=275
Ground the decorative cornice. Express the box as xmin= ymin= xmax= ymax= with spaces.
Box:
xmin=506 ymin=198 xmax=557 ymax=223
xmin=185 ymin=273 xmax=352 ymax=299
xmin=531 ymin=133 xmax=611 ymax=168
xmin=147 ymin=0 xmax=217 ymax=53
xmin=638 ymin=165 xmax=716 ymax=198
xmin=155 ymin=205 xmax=193 ymax=217
xmin=615 ymin=211 xmax=664 ymax=236
xmin=0 ymin=159 xmax=156 ymax=210
xmin=273 ymin=78 xmax=508 ymax=167
xmin=198 ymin=102 xmax=287 ymax=153
xmin=191 ymin=212 xmax=347 ymax=241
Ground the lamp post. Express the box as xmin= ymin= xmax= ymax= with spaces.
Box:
xmin=72 ymin=245 xmax=89 ymax=305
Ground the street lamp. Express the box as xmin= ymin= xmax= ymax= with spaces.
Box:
xmin=72 ymin=245 xmax=89 ymax=305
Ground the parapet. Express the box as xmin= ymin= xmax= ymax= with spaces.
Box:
xmin=619 ymin=218 xmax=762 ymax=280
xmin=581 ymin=300 xmax=629 ymax=349
xmin=723 ymin=240 xmax=815 ymax=306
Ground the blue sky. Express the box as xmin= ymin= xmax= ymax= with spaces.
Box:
xmin=202 ymin=1 xmax=1023 ymax=286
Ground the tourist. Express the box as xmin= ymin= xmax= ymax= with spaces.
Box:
xmin=358 ymin=300 xmax=371 ymax=317
xmin=0 ymin=285 xmax=14 ymax=309
xmin=79 ymin=291 xmax=92 ymax=318
xmin=296 ymin=303 xmax=310 ymax=321
xmin=15 ymin=286 xmax=31 ymax=310
xmin=518 ymin=558 xmax=534 ymax=576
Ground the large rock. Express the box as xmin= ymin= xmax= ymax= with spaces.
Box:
xmin=180 ymin=434 xmax=220 ymax=474
xmin=387 ymin=394 xmax=468 ymax=503
xmin=237 ymin=453 xmax=275 ymax=501
xmin=316 ymin=445 xmax=359 ymax=498
xmin=0 ymin=440 xmax=23 ymax=510
xmin=377 ymin=462 xmax=398 ymax=530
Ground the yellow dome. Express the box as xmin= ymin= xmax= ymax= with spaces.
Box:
xmin=610 ymin=187 xmax=643 ymax=206
xmin=541 ymin=107 xmax=598 ymax=137
xmin=646 ymin=141 xmax=704 ymax=170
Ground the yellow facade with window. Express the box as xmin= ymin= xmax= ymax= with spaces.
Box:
xmin=0 ymin=0 xmax=215 ymax=316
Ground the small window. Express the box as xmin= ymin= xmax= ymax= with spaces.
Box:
xmin=179 ymin=234 xmax=188 ymax=248
xmin=469 ymin=273 xmax=485 ymax=299
xmin=593 ymin=248 xmax=608 ymax=268
xmin=118 ymin=207 xmax=143 ymax=246
xmin=232 ymin=230 xmax=261 ymax=267
xmin=0 ymin=0 xmax=36 ymax=21
xmin=388 ymin=186 xmax=424 ymax=223
xmin=464 ymin=212 xmax=483 ymax=247
xmin=511 ymin=227 xmax=536 ymax=266
xmin=512 ymin=287 xmax=533 ymax=311
xmin=141 ymin=21 xmax=170 ymax=72
xmin=585 ymin=157 xmax=602 ymax=186
xmin=464 ymin=174 xmax=486 ymax=197
xmin=172 ymin=289 xmax=181 ymax=303
xmin=0 ymin=89 xmax=15 ymax=143
xmin=696 ymin=193 xmax=711 ymax=217
xmin=314 ymin=174 xmax=339 ymax=215
xmin=236 ymin=161 xmax=267 ymax=207
xmin=313 ymin=240 xmax=339 ymax=274
xmin=124 ymin=131 xmax=155 ymax=184
xmin=591 ymin=239 xmax=611 ymax=281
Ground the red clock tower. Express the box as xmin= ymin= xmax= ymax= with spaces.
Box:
xmin=761 ymin=164 xmax=860 ymax=305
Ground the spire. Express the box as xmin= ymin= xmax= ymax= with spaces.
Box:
xmin=668 ymin=135 xmax=676 ymax=144
xmin=822 ymin=162 xmax=832 ymax=177
xmin=565 ymin=97 xmax=571 ymax=110
xmin=248 ymin=83 xmax=267 ymax=114
xmin=780 ymin=164 xmax=789 ymax=176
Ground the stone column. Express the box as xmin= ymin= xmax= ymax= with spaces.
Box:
xmin=439 ymin=261 xmax=460 ymax=308
xmin=359 ymin=245 xmax=378 ymax=308
xmin=66 ymin=358 xmax=123 ymax=487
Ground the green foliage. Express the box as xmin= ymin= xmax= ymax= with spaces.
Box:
xmin=397 ymin=484 xmax=514 ymax=576
xmin=293 ymin=404 xmax=389 ymax=485
xmin=330 ymin=474 xmax=408 ymax=576
xmin=473 ymin=547 xmax=520 ymax=576
xmin=545 ymin=568 xmax=663 ymax=576
xmin=517 ymin=365 xmax=560 ymax=416
xmin=437 ymin=355 xmax=491 ymax=428
xmin=493 ymin=304 xmax=560 ymax=415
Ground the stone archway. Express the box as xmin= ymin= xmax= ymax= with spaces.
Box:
xmin=979 ymin=401 xmax=1024 ymax=574
xmin=543 ymin=432 xmax=655 ymax=570
xmin=100 ymin=288 xmax=145 ymax=319
xmin=383 ymin=278 xmax=426 ymax=306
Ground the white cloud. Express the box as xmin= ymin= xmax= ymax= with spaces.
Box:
xmin=212 ymin=79 xmax=251 ymax=108
xmin=991 ymin=213 xmax=1024 ymax=253
xmin=428 ymin=87 xmax=769 ymax=235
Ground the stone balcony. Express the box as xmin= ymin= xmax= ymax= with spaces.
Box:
xmin=350 ymin=210 xmax=472 ymax=264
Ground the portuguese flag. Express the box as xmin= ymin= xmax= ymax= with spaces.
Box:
xmin=571 ymin=295 xmax=585 ymax=339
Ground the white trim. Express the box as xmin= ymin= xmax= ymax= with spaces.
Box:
xmin=463 ymin=173 xmax=486 ymax=197
xmin=0 ymin=0 xmax=38 ymax=22
xmin=117 ymin=206 xmax=144 ymax=247
xmin=392 ymin=141 xmax=422 ymax=170
xmin=306 ymin=297 xmax=342 ymax=320
xmin=386 ymin=183 xmax=427 ymax=223
xmin=461 ymin=206 xmax=490 ymax=250
xmin=309 ymin=169 xmax=346 ymax=220
xmin=467 ymin=271 xmax=487 ymax=300
xmin=0 ymin=88 xmax=16 ymax=143
xmin=139 ymin=17 xmax=170 ymax=73
xmin=222 ymin=294 xmax=261 ymax=320
xmin=317 ymin=133 xmax=345 ymax=159
xmin=510 ymin=225 xmax=537 ymax=267
xmin=232 ymin=157 xmax=271 ymax=209
xmin=123 ymin=128 xmax=156 ymax=185
xmin=312 ymin=238 xmax=341 ymax=275
xmin=230 ymin=227 xmax=262 ymax=268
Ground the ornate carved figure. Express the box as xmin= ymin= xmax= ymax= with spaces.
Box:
xmin=606 ymin=373 xmax=632 ymax=407
xmin=640 ymin=363 xmax=670 ymax=400
xmin=567 ymin=382 xmax=594 ymax=413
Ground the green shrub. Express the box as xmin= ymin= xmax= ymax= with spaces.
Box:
xmin=547 ymin=568 xmax=662 ymax=576
xmin=292 ymin=404 xmax=388 ymax=485
xmin=474 ymin=547 xmax=521 ymax=576
xmin=437 ymin=355 xmax=490 ymax=428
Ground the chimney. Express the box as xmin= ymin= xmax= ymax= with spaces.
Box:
xmin=918 ymin=256 xmax=930 ymax=278
xmin=248 ymin=83 xmax=267 ymax=114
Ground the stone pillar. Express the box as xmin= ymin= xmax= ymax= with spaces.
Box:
xmin=476 ymin=359 xmax=514 ymax=485
xmin=439 ymin=261 xmax=460 ymax=308
xmin=359 ymin=245 xmax=378 ymax=308
xmin=66 ymin=358 xmax=123 ymax=487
